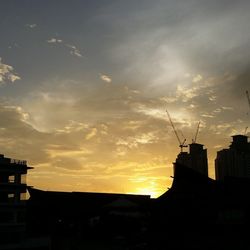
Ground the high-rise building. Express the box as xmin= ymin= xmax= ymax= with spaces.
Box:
xmin=215 ymin=135 xmax=250 ymax=180
xmin=0 ymin=154 xmax=32 ymax=245
xmin=175 ymin=142 xmax=208 ymax=177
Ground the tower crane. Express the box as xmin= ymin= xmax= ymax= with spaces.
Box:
xmin=245 ymin=90 xmax=250 ymax=135
xmin=193 ymin=121 xmax=200 ymax=143
xmin=166 ymin=109 xmax=187 ymax=152
xmin=244 ymin=126 xmax=248 ymax=135
xmin=246 ymin=90 xmax=250 ymax=111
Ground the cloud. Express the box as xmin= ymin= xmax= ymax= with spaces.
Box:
xmin=135 ymin=106 xmax=166 ymax=121
xmin=5 ymin=72 xmax=246 ymax=196
xmin=222 ymin=106 xmax=233 ymax=110
xmin=26 ymin=24 xmax=37 ymax=29
xmin=85 ymin=128 xmax=97 ymax=140
xmin=47 ymin=38 xmax=63 ymax=43
xmin=7 ymin=43 xmax=20 ymax=49
xmin=6 ymin=63 xmax=249 ymax=196
xmin=209 ymin=95 xmax=217 ymax=102
xmin=201 ymin=113 xmax=215 ymax=118
xmin=66 ymin=44 xmax=83 ymax=57
xmin=0 ymin=58 xmax=21 ymax=84
xmin=100 ymin=74 xmax=112 ymax=83
xmin=47 ymin=38 xmax=83 ymax=57
xmin=8 ymin=74 xmax=21 ymax=82
xmin=51 ymin=157 xmax=83 ymax=170
xmin=2 ymin=0 xmax=250 ymax=196
xmin=192 ymin=74 xmax=203 ymax=83
xmin=0 ymin=103 xmax=51 ymax=165
xmin=18 ymin=80 xmax=177 ymax=190
xmin=177 ymin=85 xmax=199 ymax=101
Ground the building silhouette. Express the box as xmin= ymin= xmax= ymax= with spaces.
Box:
xmin=27 ymin=188 xmax=150 ymax=249
xmin=2 ymin=134 xmax=250 ymax=249
xmin=0 ymin=154 xmax=32 ymax=246
xmin=215 ymin=135 xmax=250 ymax=180
xmin=152 ymin=162 xmax=250 ymax=250
xmin=175 ymin=142 xmax=208 ymax=177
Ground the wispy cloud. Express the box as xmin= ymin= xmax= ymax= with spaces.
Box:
xmin=26 ymin=23 xmax=37 ymax=29
xmin=85 ymin=127 xmax=97 ymax=140
xmin=47 ymin=38 xmax=83 ymax=57
xmin=176 ymin=85 xmax=199 ymax=101
xmin=66 ymin=44 xmax=83 ymax=58
xmin=8 ymin=43 xmax=20 ymax=49
xmin=8 ymin=74 xmax=21 ymax=82
xmin=5 ymin=74 xmax=243 ymax=195
xmin=47 ymin=38 xmax=63 ymax=43
xmin=201 ymin=113 xmax=215 ymax=118
xmin=192 ymin=74 xmax=203 ymax=83
xmin=209 ymin=95 xmax=217 ymax=102
xmin=100 ymin=74 xmax=112 ymax=83
xmin=222 ymin=106 xmax=233 ymax=110
xmin=0 ymin=58 xmax=21 ymax=84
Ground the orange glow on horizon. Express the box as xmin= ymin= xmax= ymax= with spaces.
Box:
xmin=128 ymin=186 xmax=166 ymax=198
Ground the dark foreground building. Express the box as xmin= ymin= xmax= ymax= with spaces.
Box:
xmin=175 ymin=142 xmax=208 ymax=176
xmin=27 ymin=163 xmax=250 ymax=250
xmin=0 ymin=154 xmax=32 ymax=248
xmin=150 ymin=163 xmax=250 ymax=249
xmin=0 ymin=155 xmax=51 ymax=250
xmin=27 ymin=188 xmax=150 ymax=249
xmin=215 ymin=134 xmax=250 ymax=180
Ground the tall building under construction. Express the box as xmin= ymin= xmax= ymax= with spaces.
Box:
xmin=215 ymin=135 xmax=250 ymax=180
xmin=175 ymin=142 xmax=208 ymax=177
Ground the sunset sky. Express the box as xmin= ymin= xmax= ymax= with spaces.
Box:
xmin=0 ymin=0 xmax=250 ymax=197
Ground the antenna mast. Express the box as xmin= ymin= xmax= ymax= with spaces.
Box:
xmin=166 ymin=109 xmax=187 ymax=152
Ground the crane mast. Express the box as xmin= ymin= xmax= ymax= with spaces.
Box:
xmin=193 ymin=121 xmax=200 ymax=143
xmin=245 ymin=90 xmax=250 ymax=135
xmin=166 ymin=109 xmax=187 ymax=152
xmin=246 ymin=90 xmax=250 ymax=110
xmin=244 ymin=126 xmax=248 ymax=135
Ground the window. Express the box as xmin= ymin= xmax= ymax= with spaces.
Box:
xmin=8 ymin=193 xmax=15 ymax=199
xmin=8 ymin=175 xmax=15 ymax=183
xmin=21 ymin=174 xmax=26 ymax=184
xmin=20 ymin=193 xmax=26 ymax=201
xmin=8 ymin=193 xmax=15 ymax=203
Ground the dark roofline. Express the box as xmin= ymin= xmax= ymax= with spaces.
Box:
xmin=231 ymin=134 xmax=248 ymax=138
xmin=28 ymin=187 xmax=151 ymax=199
xmin=189 ymin=142 xmax=204 ymax=146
